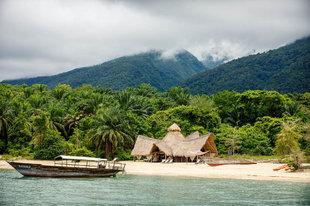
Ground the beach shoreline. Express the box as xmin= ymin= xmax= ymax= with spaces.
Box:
xmin=1 ymin=160 xmax=309 ymax=182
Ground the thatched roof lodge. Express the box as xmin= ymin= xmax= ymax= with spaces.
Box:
xmin=131 ymin=123 xmax=218 ymax=162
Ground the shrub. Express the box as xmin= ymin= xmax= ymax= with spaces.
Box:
xmin=114 ymin=149 xmax=133 ymax=160
xmin=286 ymin=149 xmax=305 ymax=171
xmin=69 ymin=147 xmax=94 ymax=157
xmin=8 ymin=148 xmax=33 ymax=158
xmin=33 ymin=130 xmax=65 ymax=160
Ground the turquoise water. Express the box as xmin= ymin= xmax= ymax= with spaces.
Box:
xmin=0 ymin=170 xmax=309 ymax=205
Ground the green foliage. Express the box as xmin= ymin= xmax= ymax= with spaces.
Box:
xmin=69 ymin=146 xmax=94 ymax=157
xmin=165 ymin=87 xmax=191 ymax=106
xmin=0 ymin=82 xmax=309 ymax=159
xmin=213 ymin=124 xmax=234 ymax=154
xmin=87 ymin=106 xmax=133 ymax=159
xmin=275 ymin=120 xmax=302 ymax=156
xmin=182 ymin=36 xmax=310 ymax=94
xmin=189 ymin=94 xmax=214 ymax=111
xmin=214 ymin=90 xmax=288 ymax=126
xmin=224 ymin=127 xmax=241 ymax=156
xmin=8 ymin=148 xmax=33 ymax=159
xmin=237 ymin=124 xmax=273 ymax=155
xmin=285 ymin=149 xmax=305 ymax=171
xmin=146 ymin=105 xmax=220 ymax=138
xmin=33 ymin=130 xmax=66 ymax=160
xmin=254 ymin=116 xmax=284 ymax=147
xmin=114 ymin=149 xmax=133 ymax=160
xmin=0 ymin=140 xmax=6 ymax=153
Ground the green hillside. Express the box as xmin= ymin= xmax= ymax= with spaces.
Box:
xmin=2 ymin=50 xmax=206 ymax=91
xmin=181 ymin=37 xmax=310 ymax=94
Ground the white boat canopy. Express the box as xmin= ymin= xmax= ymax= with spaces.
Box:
xmin=54 ymin=155 xmax=107 ymax=162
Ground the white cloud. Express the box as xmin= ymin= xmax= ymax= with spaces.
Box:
xmin=0 ymin=0 xmax=309 ymax=81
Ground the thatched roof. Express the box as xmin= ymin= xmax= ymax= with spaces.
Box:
xmin=177 ymin=134 xmax=218 ymax=157
xmin=163 ymin=130 xmax=185 ymax=148
xmin=131 ymin=124 xmax=218 ymax=158
xmin=131 ymin=135 xmax=172 ymax=156
xmin=168 ymin=123 xmax=181 ymax=132
xmin=131 ymin=135 xmax=159 ymax=156
xmin=185 ymin=131 xmax=200 ymax=141
xmin=155 ymin=141 xmax=172 ymax=156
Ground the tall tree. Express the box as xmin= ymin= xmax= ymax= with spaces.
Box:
xmin=275 ymin=120 xmax=302 ymax=156
xmin=0 ymin=98 xmax=13 ymax=152
xmin=88 ymin=106 xmax=133 ymax=159
xmin=225 ymin=127 xmax=241 ymax=157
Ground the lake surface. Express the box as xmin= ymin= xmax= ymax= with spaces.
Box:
xmin=0 ymin=170 xmax=309 ymax=205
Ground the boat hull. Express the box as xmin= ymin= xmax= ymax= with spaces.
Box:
xmin=207 ymin=162 xmax=257 ymax=166
xmin=8 ymin=161 xmax=122 ymax=178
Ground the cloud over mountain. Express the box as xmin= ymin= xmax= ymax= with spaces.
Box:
xmin=0 ymin=0 xmax=309 ymax=81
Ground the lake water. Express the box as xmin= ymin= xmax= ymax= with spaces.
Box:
xmin=0 ymin=170 xmax=309 ymax=205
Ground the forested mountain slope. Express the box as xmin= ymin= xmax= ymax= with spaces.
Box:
xmin=181 ymin=37 xmax=310 ymax=94
xmin=2 ymin=50 xmax=206 ymax=91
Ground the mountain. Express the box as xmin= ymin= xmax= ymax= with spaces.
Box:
xmin=181 ymin=37 xmax=310 ymax=94
xmin=201 ymin=55 xmax=228 ymax=69
xmin=1 ymin=50 xmax=206 ymax=91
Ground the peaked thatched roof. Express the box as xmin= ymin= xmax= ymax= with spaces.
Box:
xmin=131 ymin=124 xmax=218 ymax=158
xmin=131 ymin=135 xmax=172 ymax=156
xmin=131 ymin=135 xmax=159 ymax=156
xmin=163 ymin=130 xmax=185 ymax=148
xmin=185 ymin=131 xmax=200 ymax=141
xmin=168 ymin=123 xmax=181 ymax=132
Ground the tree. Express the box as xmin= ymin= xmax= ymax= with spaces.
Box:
xmin=225 ymin=127 xmax=241 ymax=157
xmin=189 ymin=94 xmax=214 ymax=111
xmin=166 ymin=87 xmax=191 ymax=106
xmin=52 ymin=84 xmax=72 ymax=100
xmin=135 ymin=83 xmax=157 ymax=98
xmin=237 ymin=124 xmax=272 ymax=155
xmin=88 ymin=106 xmax=133 ymax=159
xmin=116 ymin=90 xmax=153 ymax=119
xmin=31 ymin=111 xmax=50 ymax=149
xmin=283 ymin=101 xmax=301 ymax=117
xmin=224 ymin=104 xmax=242 ymax=127
xmin=146 ymin=105 xmax=221 ymax=138
xmin=275 ymin=120 xmax=302 ymax=156
xmin=33 ymin=129 xmax=65 ymax=160
xmin=0 ymin=98 xmax=13 ymax=152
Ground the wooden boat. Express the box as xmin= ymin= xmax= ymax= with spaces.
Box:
xmin=206 ymin=159 xmax=256 ymax=166
xmin=207 ymin=162 xmax=257 ymax=166
xmin=273 ymin=164 xmax=290 ymax=171
xmin=7 ymin=155 xmax=125 ymax=178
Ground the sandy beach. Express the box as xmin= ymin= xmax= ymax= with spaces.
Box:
xmin=1 ymin=160 xmax=310 ymax=182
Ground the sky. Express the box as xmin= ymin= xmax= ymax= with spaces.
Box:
xmin=0 ymin=0 xmax=309 ymax=81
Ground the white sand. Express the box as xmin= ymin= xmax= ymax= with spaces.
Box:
xmin=122 ymin=161 xmax=310 ymax=182
xmin=1 ymin=160 xmax=310 ymax=182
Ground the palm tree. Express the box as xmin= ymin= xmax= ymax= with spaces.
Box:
xmin=166 ymin=87 xmax=191 ymax=106
xmin=86 ymin=93 xmax=104 ymax=114
xmin=0 ymin=98 xmax=13 ymax=152
xmin=31 ymin=111 xmax=50 ymax=149
xmin=189 ymin=94 xmax=214 ymax=111
xmin=116 ymin=90 xmax=153 ymax=119
xmin=46 ymin=101 xmax=66 ymax=135
xmin=283 ymin=101 xmax=301 ymax=116
xmin=135 ymin=83 xmax=157 ymax=98
xmin=88 ymin=106 xmax=133 ymax=159
xmin=224 ymin=104 xmax=242 ymax=127
xmin=116 ymin=90 xmax=134 ymax=111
